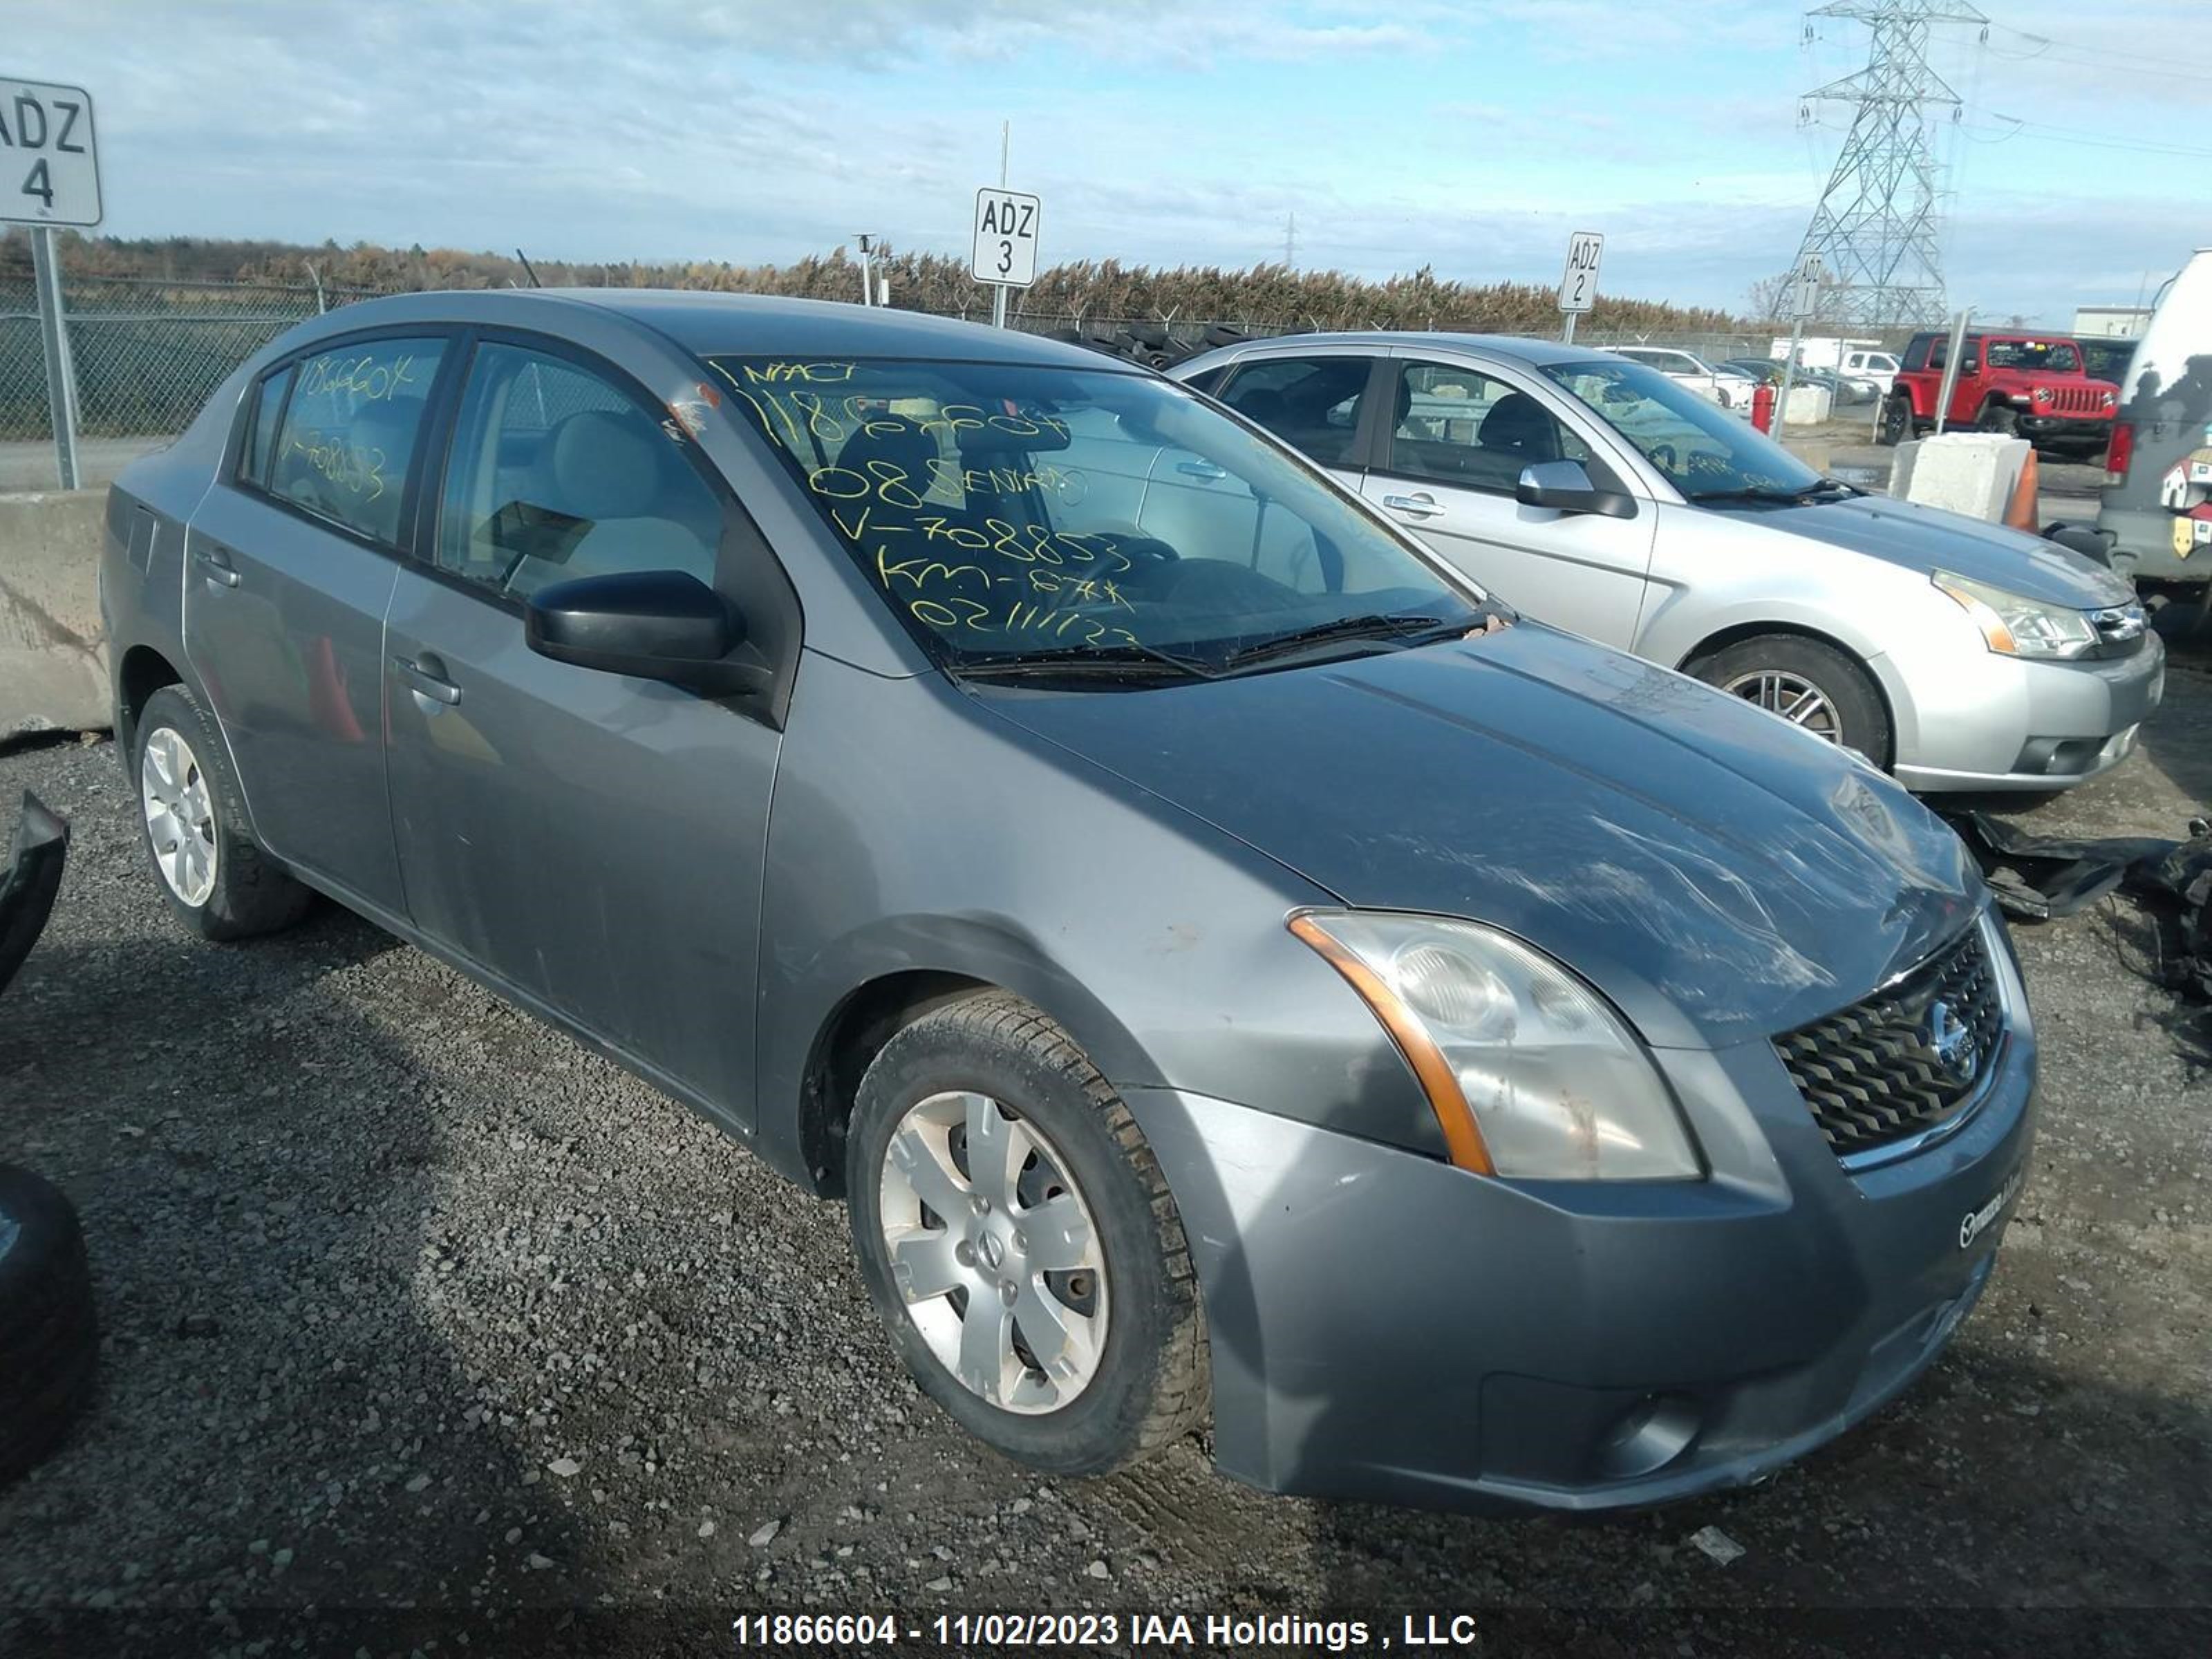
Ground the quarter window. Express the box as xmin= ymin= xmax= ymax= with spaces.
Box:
xmin=267 ymin=337 xmax=446 ymax=547
xmin=239 ymin=364 xmax=293 ymax=489
xmin=1218 ymin=355 xmax=1378 ymax=467
xmin=1387 ymin=363 xmax=1588 ymax=493
xmin=435 ymin=344 xmax=723 ymax=600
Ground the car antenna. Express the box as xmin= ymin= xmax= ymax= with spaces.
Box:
xmin=514 ymin=248 xmax=543 ymax=289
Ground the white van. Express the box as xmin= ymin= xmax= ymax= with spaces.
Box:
xmin=2097 ymin=247 xmax=2212 ymax=589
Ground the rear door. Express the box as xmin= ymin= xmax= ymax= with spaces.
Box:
xmin=1157 ymin=352 xmax=1385 ymax=583
xmin=183 ymin=332 xmax=454 ymax=913
xmin=381 ymin=335 xmax=791 ymax=1116
xmin=1360 ymin=355 xmax=1656 ymax=644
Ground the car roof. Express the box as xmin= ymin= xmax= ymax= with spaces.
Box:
xmin=280 ymin=288 xmax=1121 ymax=370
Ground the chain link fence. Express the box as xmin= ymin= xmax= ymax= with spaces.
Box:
xmin=0 ymin=270 xmax=1915 ymax=489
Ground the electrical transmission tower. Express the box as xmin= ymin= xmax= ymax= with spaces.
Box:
xmin=1790 ymin=1 xmax=1987 ymax=328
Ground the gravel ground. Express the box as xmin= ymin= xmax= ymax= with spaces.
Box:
xmin=2 ymin=661 xmax=2209 ymax=1657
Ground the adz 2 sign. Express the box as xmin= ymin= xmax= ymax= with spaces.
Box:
xmin=0 ymin=78 xmax=100 ymax=227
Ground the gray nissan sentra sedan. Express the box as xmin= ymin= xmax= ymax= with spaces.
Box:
xmin=101 ymin=291 xmax=2035 ymax=1512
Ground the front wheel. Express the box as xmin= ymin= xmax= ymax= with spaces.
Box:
xmin=846 ymin=993 xmax=1206 ymax=1477
xmin=1978 ymin=403 xmax=2023 ymax=438
xmin=1688 ymin=634 xmax=1891 ymax=769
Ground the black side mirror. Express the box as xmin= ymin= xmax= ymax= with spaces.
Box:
xmin=1516 ymin=459 xmax=1637 ymax=520
xmin=525 ymin=570 xmax=765 ymax=695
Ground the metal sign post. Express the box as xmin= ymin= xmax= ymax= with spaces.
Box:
xmin=1933 ymin=308 xmax=1973 ymax=436
xmin=1557 ymin=231 xmax=1602 ymax=344
xmin=29 ymin=227 xmax=81 ymax=489
xmin=1772 ymin=252 xmax=1823 ymax=435
xmin=1 ymin=75 xmax=102 ymax=489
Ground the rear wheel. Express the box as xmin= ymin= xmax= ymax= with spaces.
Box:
xmin=1877 ymin=394 xmax=1911 ymax=447
xmin=133 ymin=685 xmax=311 ymax=941
xmin=1689 ymin=634 xmax=1891 ymax=769
xmin=846 ymin=993 xmax=1206 ymax=1476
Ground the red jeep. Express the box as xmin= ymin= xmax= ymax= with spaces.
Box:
xmin=1879 ymin=330 xmax=2118 ymax=456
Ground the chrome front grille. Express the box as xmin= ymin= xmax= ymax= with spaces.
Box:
xmin=1774 ymin=924 xmax=2005 ymax=1162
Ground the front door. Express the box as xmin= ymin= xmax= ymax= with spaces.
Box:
xmin=1361 ymin=359 xmax=1656 ymax=646
xmin=382 ymin=339 xmax=782 ymax=1116
xmin=183 ymin=332 xmax=453 ymax=912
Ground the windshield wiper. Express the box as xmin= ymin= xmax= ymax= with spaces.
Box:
xmin=1217 ymin=611 xmax=1461 ymax=671
xmin=952 ymin=640 xmax=1221 ymax=683
xmin=1685 ymin=477 xmax=1858 ymax=505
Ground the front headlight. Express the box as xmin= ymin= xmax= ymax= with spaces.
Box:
xmin=1289 ymin=912 xmax=1700 ymax=1181
xmin=1932 ymin=570 xmax=2098 ymax=659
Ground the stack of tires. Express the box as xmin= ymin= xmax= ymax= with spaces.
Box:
xmin=0 ymin=1165 xmax=97 ymax=1483
xmin=1040 ymin=321 xmax=1251 ymax=372
xmin=1 ymin=794 xmax=97 ymax=1485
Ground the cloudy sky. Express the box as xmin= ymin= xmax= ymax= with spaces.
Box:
xmin=8 ymin=0 xmax=2206 ymax=321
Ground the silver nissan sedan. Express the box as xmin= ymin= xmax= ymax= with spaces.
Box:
xmin=102 ymin=292 xmax=2034 ymax=1512
xmin=1172 ymin=333 xmax=2163 ymax=793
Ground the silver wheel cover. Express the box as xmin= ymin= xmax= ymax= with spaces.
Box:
xmin=1721 ymin=668 xmax=1844 ymax=744
xmin=140 ymin=725 xmax=219 ymax=906
xmin=877 ymin=1090 xmax=1109 ymax=1415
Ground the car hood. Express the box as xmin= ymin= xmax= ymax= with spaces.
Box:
xmin=977 ymin=626 xmax=1983 ymax=1051
xmin=1706 ymin=494 xmax=2135 ymax=608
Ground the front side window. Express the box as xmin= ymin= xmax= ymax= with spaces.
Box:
xmin=268 ymin=337 xmax=446 ymax=546
xmin=1218 ymin=355 xmax=1377 ymax=467
xmin=710 ymin=356 xmax=1481 ymax=675
xmin=1544 ymin=358 xmax=1825 ymax=501
xmin=1388 ymin=362 xmax=1589 ymax=493
xmin=436 ymin=344 xmax=723 ymax=599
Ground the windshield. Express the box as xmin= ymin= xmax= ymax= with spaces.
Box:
xmin=1984 ymin=339 xmax=2082 ymax=373
xmin=1541 ymin=358 xmax=1825 ymax=500
xmin=708 ymin=356 xmax=1483 ymax=675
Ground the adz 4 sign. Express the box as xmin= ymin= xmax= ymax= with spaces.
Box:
xmin=972 ymin=189 xmax=1042 ymax=290
xmin=0 ymin=77 xmax=100 ymax=227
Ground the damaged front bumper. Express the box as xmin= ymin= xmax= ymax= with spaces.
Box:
xmin=1123 ymin=924 xmax=2037 ymax=1513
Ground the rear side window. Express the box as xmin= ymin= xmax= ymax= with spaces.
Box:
xmin=435 ymin=343 xmax=723 ymax=600
xmin=1902 ymin=335 xmax=1932 ymax=371
xmin=1217 ymin=355 xmax=1377 ymax=467
xmin=239 ymin=364 xmax=293 ymax=489
xmin=268 ymin=337 xmax=447 ymax=547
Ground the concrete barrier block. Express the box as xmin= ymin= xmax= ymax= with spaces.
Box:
xmin=1891 ymin=433 xmax=2030 ymax=523
xmin=0 ymin=489 xmax=112 ymax=738
xmin=1782 ymin=385 xmax=1833 ymax=426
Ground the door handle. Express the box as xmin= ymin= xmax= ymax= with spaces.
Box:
xmin=1381 ymin=492 xmax=1444 ymax=518
xmin=393 ymin=654 xmax=462 ymax=706
xmin=192 ymin=544 xmax=241 ymax=588
xmin=1175 ymin=460 xmax=1228 ymax=482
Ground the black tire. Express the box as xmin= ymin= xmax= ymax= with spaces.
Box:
xmin=132 ymin=684 xmax=312 ymax=941
xmin=1978 ymin=402 xmax=2023 ymax=438
xmin=0 ymin=1165 xmax=97 ymax=1483
xmin=846 ymin=992 xmax=1206 ymax=1477
xmin=1687 ymin=633 xmax=1892 ymax=769
xmin=1877 ymin=394 xmax=1911 ymax=447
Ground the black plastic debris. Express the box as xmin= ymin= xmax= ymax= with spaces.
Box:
xmin=0 ymin=792 xmax=68 ymax=998
xmin=1945 ymin=809 xmax=2212 ymax=1000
